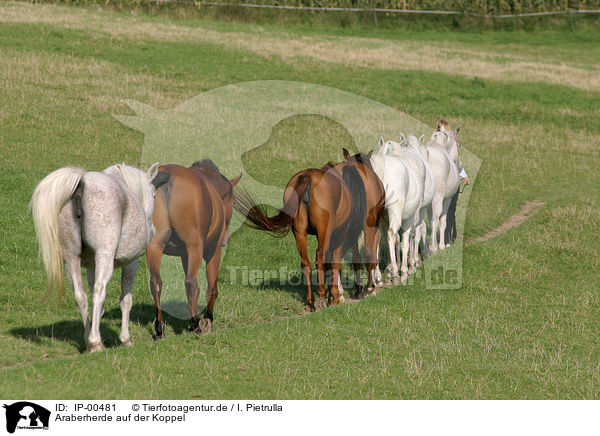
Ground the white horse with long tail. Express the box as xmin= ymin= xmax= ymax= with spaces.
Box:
xmin=30 ymin=163 xmax=168 ymax=352
xmin=385 ymin=134 xmax=436 ymax=271
xmin=425 ymin=125 xmax=461 ymax=252
xmin=370 ymin=137 xmax=422 ymax=284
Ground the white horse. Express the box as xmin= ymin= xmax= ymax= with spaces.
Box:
xmin=385 ymin=134 xmax=436 ymax=271
xmin=425 ymin=126 xmax=461 ymax=252
xmin=370 ymin=138 xmax=422 ymax=284
xmin=30 ymin=163 xmax=165 ymax=352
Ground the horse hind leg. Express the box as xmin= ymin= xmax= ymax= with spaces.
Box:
xmin=351 ymin=245 xmax=363 ymax=298
xmin=119 ymin=259 xmax=138 ymax=346
xmin=313 ymin=220 xmax=334 ymax=310
xmin=64 ymin=255 xmax=90 ymax=350
xmin=146 ymin=226 xmax=171 ymax=339
xmin=87 ymin=253 xmax=114 ymax=352
xmin=200 ymin=245 xmax=223 ymax=334
xmin=409 ymin=224 xmax=420 ymax=274
xmin=373 ymin=237 xmax=383 ymax=288
xmin=386 ymin=225 xmax=400 ymax=279
xmin=182 ymin=242 xmax=203 ymax=333
xmin=399 ymin=225 xmax=412 ymax=285
xmin=364 ymin=225 xmax=379 ymax=294
xmin=329 ymin=244 xmax=344 ymax=305
xmin=293 ymin=230 xmax=314 ymax=310
xmin=439 ymin=198 xmax=452 ymax=250
xmin=429 ymin=199 xmax=442 ymax=254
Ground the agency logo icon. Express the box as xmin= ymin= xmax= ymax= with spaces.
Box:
xmin=2 ymin=402 xmax=50 ymax=433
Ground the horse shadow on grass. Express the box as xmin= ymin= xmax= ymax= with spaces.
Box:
xmin=9 ymin=303 xmax=189 ymax=353
xmin=248 ymin=268 xmax=361 ymax=304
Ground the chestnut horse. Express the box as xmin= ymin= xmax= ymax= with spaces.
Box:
xmin=338 ymin=149 xmax=385 ymax=296
xmin=235 ymin=149 xmax=371 ymax=309
xmin=147 ymin=160 xmax=241 ymax=337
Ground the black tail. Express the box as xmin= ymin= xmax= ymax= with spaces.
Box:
xmin=341 ymin=165 xmax=367 ymax=254
xmin=235 ymin=176 xmax=311 ymax=237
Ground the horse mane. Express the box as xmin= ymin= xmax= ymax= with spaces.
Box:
xmin=436 ymin=119 xmax=451 ymax=131
xmin=191 ymin=158 xmax=231 ymax=187
xmin=191 ymin=158 xmax=220 ymax=173
xmin=353 ymin=152 xmax=373 ymax=170
xmin=321 ymin=161 xmax=337 ymax=171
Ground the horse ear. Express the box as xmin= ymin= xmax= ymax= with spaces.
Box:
xmin=146 ymin=162 xmax=159 ymax=181
xmin=377 ymin=137 xmax=384 ymax=148
xmin=455 ymin=126 xmax=462 ymax=138
xmin=399 ymin=133 xmax=406 ymax=143
xmin=342 ymin=148 xmax=350 ymax=160
xmin=419 ymin=134 xmax=425 ymax=144
xmin=230 ymin=173 xmax=242 ymax=187
xmin=367 ymin=150 xmax=373 ymax=158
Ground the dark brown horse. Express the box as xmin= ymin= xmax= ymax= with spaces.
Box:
xmin=235 ymin=151 xmax=371 ymax=310
xmin=338 ymin=148 xmax=386 ymax=296
xmin=147 ymin=160 xmax=241 ymax=337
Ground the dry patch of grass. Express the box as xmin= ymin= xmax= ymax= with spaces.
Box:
xmin=2 ymin=2 xmax=599 ymax=92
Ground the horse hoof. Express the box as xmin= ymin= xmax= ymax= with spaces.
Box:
xmin=338 ymin=295 xmax=345 ymax=304
xmin=198 ymin=318 xmax=212 ymax=334
xmin=121 ymin=340 xmax=133 ymax=347
xmin=358 ymin=289 xmax=376 ymax=299
xmin=329 ymin=298 xmax=342 ymax=306
xmin=408 ymin=266 xmax=416 ymax=274
xmin=87 ymin=343 xmax=103 ymax=353
xmin=154 ymin=320 xmax=166 ymax=339
xmin=314 ymin=298 xmax=327 ymax=311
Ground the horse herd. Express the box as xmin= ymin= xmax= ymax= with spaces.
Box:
xmin=30 ymin=120 xmax=466 ymax=352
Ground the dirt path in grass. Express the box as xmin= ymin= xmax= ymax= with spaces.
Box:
xmin=467 ymin=200 xmax=545 ymax=243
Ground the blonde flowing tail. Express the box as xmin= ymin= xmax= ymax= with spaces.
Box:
xmin=30 ymin=166 xmax=86 ymax=299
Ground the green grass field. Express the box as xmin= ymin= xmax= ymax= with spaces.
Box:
xmin=1 ymin=1 xmax=599 ymax=399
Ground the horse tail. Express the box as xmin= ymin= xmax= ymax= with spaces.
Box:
xmin=30 ymin=166 xmax=86 ymax=300
xmin=235 ymin=175 xmax=312 ymax=237
xmin=342 ymin=165 xmax=367 ymax=254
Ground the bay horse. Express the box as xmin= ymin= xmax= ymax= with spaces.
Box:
xmin=339 ymin=149 xmax=385 ymax=296
xmin=147 ymin=160 xmax=241 ymax=338
xmin=30 ymin=163 xmax=166 ymax=352
xmin=235 ymin=153 xmax=368 ymax=310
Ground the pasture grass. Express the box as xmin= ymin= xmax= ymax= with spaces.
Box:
xmin=0 ymin=1 xmax=599 ymax=398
